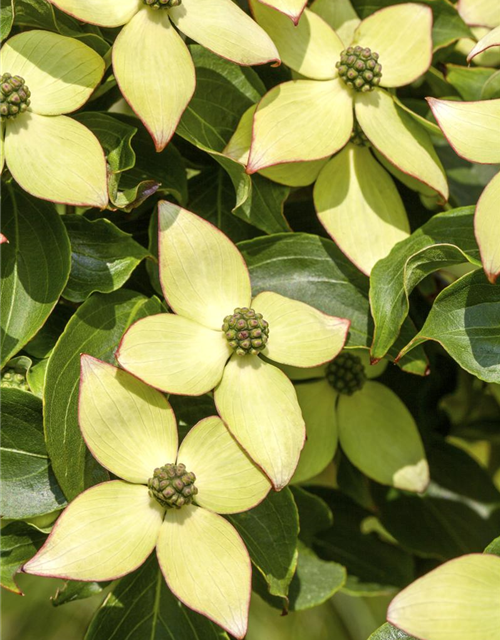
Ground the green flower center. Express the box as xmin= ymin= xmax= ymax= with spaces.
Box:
xmin=350 ymin=119 xmax=369 ymax=146
xmin=222 ymin=307 xmax=269 ymax=356
xmin=336 ymin=46 xmax=382 ymax=93
xmin=143 ymin=0 xmax=181 ymax=8
xmin=326 ymin=353 xmax=366 ymax=395
xmin=0 ymin=73 xmax=31 ymax=121
xmin=1 ymin=367 xmax=29 ymax=391
xmin=148 ymin=463 xmax=198 ymax=509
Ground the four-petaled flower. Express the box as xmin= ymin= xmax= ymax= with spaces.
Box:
xmin=286 ymin=350 xmax=429 ymax=492
xmin=116 ymin=201 xmax=350 ymax=489
xmin=0 ymin=30 xmax=107 ymax=207
xmin=237 ymin=1 xmax=449 ymax=274
xmin=24 ymin=356 xmax=272 ymax=638
xmin=50 ymin=0 xmax=279 ymax=151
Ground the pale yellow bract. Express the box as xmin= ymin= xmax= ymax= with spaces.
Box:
xmin=24 ymin=356 xmax=271 ymax=639
xmin=50 ymin=0 xmax=279 ymax=151
xmin=0 ymin=30 xmax=108 ymax=207
xmin=116 ymin=201 xmax=350 ymax=489
xmin=283 ymin=350 xmax=429 ymax=492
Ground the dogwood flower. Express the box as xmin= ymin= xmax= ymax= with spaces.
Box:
xmin=49 ymin=0 xmax=279 ymax=151
xmin=428 ymin=97 xmax=500 ymax=284
xmin=456 ymin=0 xmax=500 ymax=65
xmin=0 ymin=30 xmax=107 ymax=207
xmin=285 ymin=350 xmax=429 ymax=492
xmin=240 ymin=1 xmax=448 ymax=274
xmin=116 ymin=202 xmax=350 ymax=489
xmin=24 ymin=356 xmax=271 ymax=638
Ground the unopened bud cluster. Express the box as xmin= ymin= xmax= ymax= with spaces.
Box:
xmin=143 ymin=0 xmax=181 ymax=8
xmin=350 ymin=120 xmax=369 ymax=146
xmin=148 ymin=463 xmax=197 ymax=509
xmin=326 ymin=353 xmax=366 ymax=395
xmin=336 ymin=46 xmax=382 ymax=93
xmin=1 ymin=367 xmax=29 ymax=391
xmin=0 ymin=74 xmax=31 ymax=120
xmin=223 ymin=307 xmax=269 ymax=356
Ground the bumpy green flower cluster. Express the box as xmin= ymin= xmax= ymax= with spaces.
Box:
xmin=0 ymin=73 xmax=31 ymax=120
xmin=148 ymin=463 xmax=198 ymax=509
xmin=1 ymin=367 xmax=29 ymax=391
xmin=350 ymin=120 xmax=369 ymax=146
xmin=326 ymin=353 xmax=366 ymax=395
xmin=143 ymin=0 xmax=181 ymax=8
xmin=336 ymin=46 xmax=382 ymax=93
xmin=222 ymin=307 xmax=270 ymax=356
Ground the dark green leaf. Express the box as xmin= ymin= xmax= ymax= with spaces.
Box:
xmin=177 ymin=45 xmax=264 ymax=152
xmin=369 ymin=622 xmax=417 ymax=640
xmin=1 ymin=0 xmax=14 ymax=40
xmin=169 ymin=394 xmax=217 ymax=441
xmin=291 ymin=486 xmax=333 ymax=546
xmin=229 ymin=489 xmax=299 ymax=598
xmin=44 ymin=290 xmax=163 ymax=500
xmin=370 ymin=207 xmax=480 ymax=361
xmin=62 ymin=216 xmax=150 ymax=303
xmin=85 ymin=555 xmax=228 ymax=640
xmin=482 ymin=70 xmax=500 ymax=100
xmin=239 ymin=232 xmax=428 ymax=374
xmin=375 ymin=441 xmax=500 ymax=560
xmin=311 ymin=488 xmax=414 ymax=594
xmin=52 ymin=580 xmax=108 ymax=607
xmin=485 ymin=536 xmax=500 ymax=556
xmin=1 ymin=185 xmax=71 ymax=367
xmin=1 ymin=388 xmax=66 ymax=519
xmin=0 ymin=521 xmax=45 ymax=594
xmin=445 ymin=65 xmax=497 ymax=101
xmin=26 ymin=358 xmax=49 ymax=399
xmin=400 ymin=269 xmax=500 ymax=383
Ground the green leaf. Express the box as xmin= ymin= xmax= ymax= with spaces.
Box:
xmin=187 ymin=167 xmax=260 ymax=242
xmin=177 ymin=45 xmax=264 ymax=152
xmin=351 ymin=0 xmax=472 ymax=50
xmin=85 ymin=555 xmax=228 ymax=640
xmin=0 ymin=521 xmax=45 ymax=594
xmin=52 ymin=580 xmax=107 ymax=607
xmin=229 ymin=489 xmax=299 ymax=599
xmin=311 ymin=488 xmax=414 ymax=595
xmin=1 ymin=388 xmax=66 ymax=519
xmin=1 ymin=0 xmax=14 ymax=40
xmin=399 ymin=269 xmax=500 ymax=383
xmin=374 ymin=441 xmax=500 ymax=560
xmin=44 ymin=290 xmax=163 ymax=500
xmin=1 ymin=185 xmax=71 ymax=368
xmin=62 ymin=216 xmax=150 ymax=303
xmin=485 ymin=536 xmax=500 ymax=556
xmin=169 ymin=395 xmax=217 ymax=441
xmin=291 ymin=486 xmax=333 ymax=546
xmin=369 ymin=623 xmax=417 ymax=640
xmin=233 ymin=173 xmax=290 ymax=235
xmin=445 ymin=65 xmax=497 ymax=101
xmin=370 ymin=206 xmax=480 ymax=361
xmin=287 ymin=543 xmax=346 ymax=611
xmin=239 ymin=232 xmax=428 ymax=375
xmin=482 ymin=70 xmax=500 ymax=100
xmin=76 ymin=112 xmax=187 ymax=210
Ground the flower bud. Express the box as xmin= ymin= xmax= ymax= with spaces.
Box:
xmin=0 ymin=73 xmax=31 ymax=121
xmin=222 ymin=307 xmax=269 ymax=356
xmin=326 ymin=353 xmax=366 ymax=395
xmin=143 ymin=0 xmax=181 ymax=8
xmin=336 ymin=46 xmax=382 ymax=93
xmin=148 ymin=463 xmax=198 ymax=509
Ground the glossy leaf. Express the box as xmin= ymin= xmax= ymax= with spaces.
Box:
xmin=1 ymin=185 xmax=71 ymax=367
xmin=399 ymin=269 xmax=500 ymax=383
xmin=44 ymin=290 xmax=163 ymax=500
xmin=1 ymin=521 xmax=45 ymax=594
xmin=62 ymin=216 xmax=149 ymax=302
xmin=85 ymin=555 xmax=228 ymax=640
xmin=370 ymin=206 xmax=480 ymax=361
xmin=1 ymin=389 xmax=66 ymax=519
xmin=229 ymin=488 xmax=299 ymax=598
